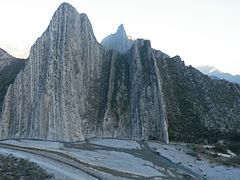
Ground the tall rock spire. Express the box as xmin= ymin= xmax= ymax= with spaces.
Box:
xmin=0 ymin=3 xmax=169 ymax=143
xmin=1 ymin=2 xmax=239 ymax=144
xmin=0 ymin=2 xmax=104 ymax=141
xmin=101 ymin=24 xmax=133 ymax=53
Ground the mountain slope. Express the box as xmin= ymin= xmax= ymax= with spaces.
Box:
xmin=0 ymin=3 xmax=168 ymax=143
xmin=101 ymin=24 xmax=133 ymax=53
xmin=0 ymin=48 xmax=25 ymax=114
xmin=197 ymin=65 xmax=240 ymax=84
xmin=102 ymin=32 xmax=240 ymax=143
xmin=0 ymin=3 xmax=240 ymax=144
xmin=158 ymin=58 xmax=240 ymax=143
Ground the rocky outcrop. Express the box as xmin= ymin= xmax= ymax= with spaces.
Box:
xmin=1 ymin=2 xmax=239 ymax=144
xmin=101 ymin=24 xmax=133 ymax=53
xmin=101 ymin=26 xmax=240 ymax=143
xmin=0 ymin=3 xmax=168 ymax=143
xmin=156 ymin=55 xmax=240 ymax=143
xmin=0 ymin=49 xmax=25 ymax=114
xmin=102 ymin=40 xmax=168 ymax=142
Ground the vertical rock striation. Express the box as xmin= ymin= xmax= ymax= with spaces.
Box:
xmin=0 ymin=3 xmax=168 ymax=143
xmin=102 ymin=25 xmax=240 ymax=143
xmin=1 ymin=2 xmax=239 ymax=143
xmin=1 ymin=3 xmax=108 ymax=141
xmin=128 ymin=40 xmax=168 ymax=142
xmin=102 ymin=39 xmax=169 ymax=143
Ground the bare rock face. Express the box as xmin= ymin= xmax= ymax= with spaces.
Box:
xmin=0 ymin=3 xmax=168 ymax=143
xmin=102 ymin=28 xmax=240 ymax=143
xmin=101 ymin=24 xmax=133 ymax=53
xmin=2 ymin=3 xmax=239 ymax=144
xmin=103 ymin=40 xmax=169 ymax=142
xmin=0 ymin=49 xmax=25 ymax=114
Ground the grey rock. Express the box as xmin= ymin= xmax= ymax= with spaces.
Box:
xmin=157 ymin=56 xmax=240 ymax=142
xmin=0 ymin=48 xmax=25 ymax=114
xmin=0 ymin=3 xmax=168 ymax=143
xmin=1 ymin=2 xmax=239 ymax=144
xmin=101 ymin=24 xmax=133 ymax=53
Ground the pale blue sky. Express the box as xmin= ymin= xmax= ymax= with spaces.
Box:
xmin=0 ymin=0 xmax=240 ymax=74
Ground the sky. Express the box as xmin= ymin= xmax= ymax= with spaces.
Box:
xmin=0 ymin=0 xmax=240 ymax=75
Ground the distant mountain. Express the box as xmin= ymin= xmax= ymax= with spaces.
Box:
xmin=196 ymin=65 xmax=240 ymax=84
xmin=0 ymin=48 xmax=25 ymax=113
xmin=101 ymin=24 xmax=133 ymax=53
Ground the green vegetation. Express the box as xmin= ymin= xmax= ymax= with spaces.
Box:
xmin=0 ymin=60 xmax=25 ymax=113
xmin=110 ymin=54 xmax=130 ymax=128
xmin=157 ymin=55 xmax=240 ymax=143
xmin=189 ymin=140 xmax=240 ymax=167
xmin=0 ymin=154 xmax=53 ymax=179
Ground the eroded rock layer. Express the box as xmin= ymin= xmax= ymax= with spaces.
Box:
xmin=1 ymin=2 xmax=240 ymax=144
xmin=0 ymin=3 xmax=168 ymax=143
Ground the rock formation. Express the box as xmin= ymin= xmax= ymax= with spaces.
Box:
xmin=0 ymin=2 xmax=240 ymax=143
xmin=0 ymin=48 xmax=25 ymax=114
xmin=101 ymin=24 xmax=133 ymax=53
xmin=102 ymin=27 xmax=240 ymax=143
xmin=0 ymin=3 xmax=168 ymax=143
xmin=157 ymin=56 xmax=240 ymax=143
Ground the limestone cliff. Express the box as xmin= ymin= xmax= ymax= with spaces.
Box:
xmin=102 ymin=27 xmax=240 ymax=143
xmin=101 ymin=24 xmax=133 ymax=53
xmin=1 ymin=2 xmax=239 ymax=144
xmin=0 ymin=3 xmax=168 ymax=143
xmin=0 ymin=48 xmax=25 ymax=114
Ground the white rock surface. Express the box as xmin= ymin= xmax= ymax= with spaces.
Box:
xmin=0 ymin=3 xmax=169 ymax=143
xmin=88 ymin=138 xmax=141 ymax=149
xmin=148 ymin=142 xmax=240 ymax=180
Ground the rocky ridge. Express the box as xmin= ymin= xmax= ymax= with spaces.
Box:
xmin=0 ymin=3 xmax=168 ymax=143
xmin=0 ymin=2 xmax=239 ymax=144
xmin=0 ymin=48 xmax=25 ymax=114
xmin=102 ymin=28 xmax=240 ymax=143
xmin=157 ymin=56 xmax=240 ymax=142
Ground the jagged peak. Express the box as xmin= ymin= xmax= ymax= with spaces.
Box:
xmin=101 ymin=24 xmax=133 ymax=53
xmin=51 ymin=3 xmax=91 ymax=27
xmin=51 ymin=2 xmax=82 ymax=23
xmin=117 ymin=24 xmax=128 ymax=38
xmin=56 ymin=2 xmax=78 ymax=14
xmin=31 ymin=2 xmax=97 ymax=53
xmin=117 ymin=24 xmax=125 ymax=33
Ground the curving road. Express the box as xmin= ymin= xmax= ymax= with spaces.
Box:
xmin=0 ymin=139 xmax=205 ymax=180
